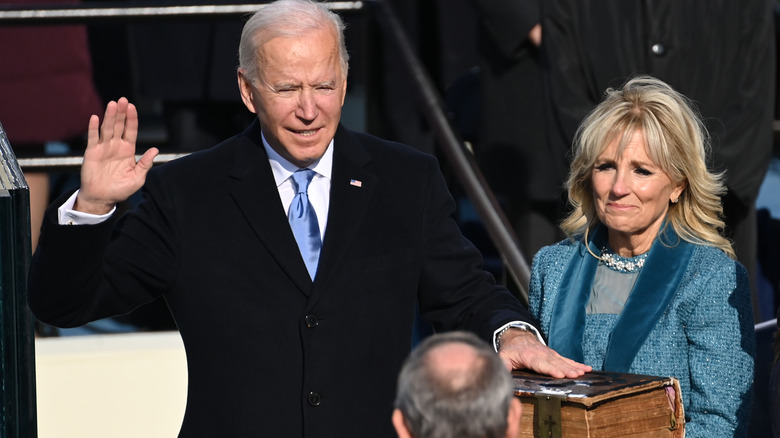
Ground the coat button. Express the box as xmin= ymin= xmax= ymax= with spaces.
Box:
xmin=305 ymin=314 xmax=319 ymax=328
xmin=308 ymin=392 xmax=321 ymax=406
xmin=651 ymin=43 xmax=666 ymax=56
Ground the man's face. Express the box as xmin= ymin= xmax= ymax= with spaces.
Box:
xmin=238 ymin=27 xmax=347 ymax=168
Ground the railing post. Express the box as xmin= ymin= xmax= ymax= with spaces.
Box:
xmin=0 ymin=122 xmax=38 ymax=437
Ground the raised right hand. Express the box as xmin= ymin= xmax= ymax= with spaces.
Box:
xmin=75 ymin=98 xmax=159 ymax=214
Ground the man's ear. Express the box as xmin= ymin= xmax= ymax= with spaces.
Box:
xmin=504 ymin=398 xmax=523 ymax=438
xmin=392 ymin=409 xmax=413 ymax=438
xmin=237 ymin=69 xmax=258 ymax=114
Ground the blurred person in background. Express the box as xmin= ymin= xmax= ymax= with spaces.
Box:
xmin=466 ymin=0 xmax=567 ymax=268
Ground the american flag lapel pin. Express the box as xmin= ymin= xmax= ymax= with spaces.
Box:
xmin=349 ymin=179 xmax=363 ymax=188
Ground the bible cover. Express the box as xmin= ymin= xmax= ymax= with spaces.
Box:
xmin=513 ymin=370 xmax=685 ymax=437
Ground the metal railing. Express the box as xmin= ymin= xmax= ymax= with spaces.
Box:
xmin=0 ymin=1 xmax=363 ymax=24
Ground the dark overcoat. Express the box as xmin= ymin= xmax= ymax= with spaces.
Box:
xmin=28 ymin=121 xmax=534 ymax=437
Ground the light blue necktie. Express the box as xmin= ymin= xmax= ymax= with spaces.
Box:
xmin=288 ymin=169 xmax=321 ymax=279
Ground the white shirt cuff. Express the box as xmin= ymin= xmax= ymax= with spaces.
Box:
xmin=493 ymin=321 xmax=546 ymax=352
xmin=57 ymin=190 xmax=116 ymax=225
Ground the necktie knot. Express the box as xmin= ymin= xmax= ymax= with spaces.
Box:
xmin=291 ymin=169 xmax=316 ymax=195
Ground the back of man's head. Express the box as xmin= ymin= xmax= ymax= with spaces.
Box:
xmin=393 ymin=331 xmax=522 ymax=438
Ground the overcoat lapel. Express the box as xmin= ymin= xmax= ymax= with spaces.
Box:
xmin=604 ymin=227 xmax=694 ymax=371
xmin=307 ymin=126 xmax=376 ymax=306
xmin=226 ymin=121 xmax=314 ymax=296
xmin=547 ymin=228 xmax=602 ymax=361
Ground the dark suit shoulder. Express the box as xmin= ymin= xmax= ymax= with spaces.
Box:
xmin=338 ymin=126 xmax=436 ymax=163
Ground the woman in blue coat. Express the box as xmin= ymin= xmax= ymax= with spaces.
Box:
xmin=529 ymin=76 xmax=755 ymax=437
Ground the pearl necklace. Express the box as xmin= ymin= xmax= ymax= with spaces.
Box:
xmin=600 ymin=246 xmax=648 ymax=273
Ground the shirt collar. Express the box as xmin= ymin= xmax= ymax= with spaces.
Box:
xmin=262 ymin=132 xmax=334 ymax=187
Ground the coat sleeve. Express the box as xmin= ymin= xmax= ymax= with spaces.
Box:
xmin=528 ymin=246 xmax=550 ymax=325
xmin=414 ymin=155 xmax=539 ymax=341
xmin=683 ymin=259 xmax=755 ymax=437
xmin=27 ymin=171 xmax=178 ymax=328
xmin=540 ymin=0 xmax=602 ymax=155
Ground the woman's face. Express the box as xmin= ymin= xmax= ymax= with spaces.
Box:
xmin=591 ymin=130 xmax=685 ymax=255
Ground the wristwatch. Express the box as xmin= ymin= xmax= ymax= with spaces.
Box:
xmin=494 ymin=323 xmax=530 ymax=351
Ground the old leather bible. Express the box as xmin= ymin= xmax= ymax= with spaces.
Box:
xmin=513 ymin=370 xmax=685 ymax=437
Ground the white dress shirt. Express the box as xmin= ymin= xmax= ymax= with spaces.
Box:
xmin=263 ymin=134 xmax=332 ymax=240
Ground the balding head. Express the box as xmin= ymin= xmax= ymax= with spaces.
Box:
xmin=393 ymin=332 xmax=522 ymax=438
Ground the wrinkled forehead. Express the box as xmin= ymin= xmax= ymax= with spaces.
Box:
xmin=257 ymin=30 xmax=344 ymax=76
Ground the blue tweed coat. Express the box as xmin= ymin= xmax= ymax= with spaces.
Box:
xmin=529 ymin=229 xmax=755 ymax=437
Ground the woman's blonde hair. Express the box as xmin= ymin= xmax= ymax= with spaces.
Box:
xmin=560 ymin=75 xmax=734 ymax=258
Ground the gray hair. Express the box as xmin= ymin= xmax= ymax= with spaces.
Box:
xmin=561 ymin=75 xmax=734 ymax=258
xmin=237 ymin=0 xmax=349 ymax=83
xmin=394 ymin=331 xmax=515 ymax=438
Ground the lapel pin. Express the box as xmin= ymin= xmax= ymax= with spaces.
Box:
xmin=349 ymin=179 xmax=363 ymax=187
